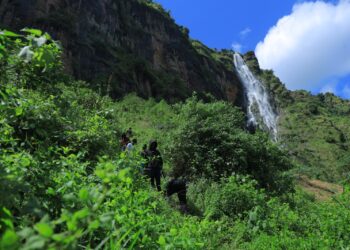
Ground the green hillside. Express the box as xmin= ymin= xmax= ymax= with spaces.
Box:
xmin=1 ymin=29 xmax=350 ymax=250
xmin=244 ymin=52 xmax=350 ymax=183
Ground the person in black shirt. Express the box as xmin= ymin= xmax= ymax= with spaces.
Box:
xmin=147 ymin=140 xmax=163 ymax=191
xmin=166 ymin=178 xmax=188 ymax=213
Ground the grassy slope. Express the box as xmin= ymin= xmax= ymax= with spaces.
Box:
xmin=112 ymin=94 xmax=179 ymax=173
xmin=278 ymin=91 xmax=350 ymax=182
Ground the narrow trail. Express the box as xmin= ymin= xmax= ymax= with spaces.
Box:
xmin=297 ymin=175 xmax=343 ymax=201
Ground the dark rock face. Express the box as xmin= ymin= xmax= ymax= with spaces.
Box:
xmin=0 ymin=0 xmax=243 ymax=104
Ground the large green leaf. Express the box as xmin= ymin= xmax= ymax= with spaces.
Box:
xmin=0 ymin=30 xmax=22 ymax=37
xmin=34 ymin=223 xmax=53 ymax=238
xmin=21 ymin=28 xmax=42 ymax=36
xmin=0 ymin=230 xmax=18 ymax=249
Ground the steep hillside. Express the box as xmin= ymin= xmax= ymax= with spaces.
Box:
xmin=0 ymin=0 xmax=243 ymax=103
xmin=244 ymin=52 xmax=350 ymax=182
xmin=2 ymin=31 xmax=350 ymax=249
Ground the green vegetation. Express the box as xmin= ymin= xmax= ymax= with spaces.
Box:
xmin=1 ymin=29 xmax=350 ymax=249
xmin=278 ymin=91 xmax=350 ymax=182
xmin=244 ymin=52 xmax=350 ymax=183
xmin=191 ymin=40 xmax=234 ymax=71
xmin=168 ymin=99 xmax=293 ymax=194
xmin=139 ymin=0 xmax=173 ymax=20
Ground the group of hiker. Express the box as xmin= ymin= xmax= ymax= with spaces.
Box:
xmin=119 ymin=128 xmax=188 ymax=212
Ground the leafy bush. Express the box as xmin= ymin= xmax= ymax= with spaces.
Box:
xmin=169 ymin=97 xmax=294 ymax=194
xmin=0 ymin=155 xmax=208 ymax=249
xmin=0 ymin=28 xmax=63 ymax=89
xmin=230 ymin=188 xmax=350 ymax=249
xmin=188 ymin=175 xmax=265 ymax=220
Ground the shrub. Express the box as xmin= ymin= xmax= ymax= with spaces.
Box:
xmin=169 ymin=97 xmax=294 ymax=194
xmin=189 ymin=175 xmax=266 ymax=220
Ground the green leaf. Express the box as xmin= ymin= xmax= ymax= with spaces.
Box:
xmin=118 ymin=168 xmax=130 ymax=182
xmin=88 ymin=220 xmax=100 ymax=231
xmin=21 ymin=157 xmax=31 ymax=167
xmin=46 ymin=187 xmax=55 ymax=195
xmin=78 ymin=188 xmax=89 ymax=201
xmin=73 ymin=208 xmax=89 ymax=220
xmin=44 ymin=33 xmax=52 ymax=41
xmin=52 ymin=233 xmax=65 ymax=242
xmin=15 ymin=107 xmax=23 ymax=116
xmin=2 ymin=207 xmax=12 ymax=217
xmin=1 ymin=30 xmax=22 ymax=37
xmin=21 ymin=28 xmax=42 ymax=36
xmin=0 ymin=219 xmax=14 ymax=230
xmin=157 ymin=235 xmax=166 ymax=246
xmin=170 ymin=228 xmax=177 ymax=236
xmin=67 ymin=221 xmax=77 ymax=231
xmin=34 ymin=223 xmax=53 ymax=238
xmin=0 ymin=230 xmax=18 ymax=249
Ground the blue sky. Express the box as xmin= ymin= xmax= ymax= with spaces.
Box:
xmin=154 ymin=0 xmax=296 ymax=50
xmin=154 ymin=0 xmax=350 ymax=99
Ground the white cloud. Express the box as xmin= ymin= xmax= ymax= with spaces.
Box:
xmin=239 ymin=27 xmax=251 ymax=39
xmin=232 ymin=42 xmax=243 ymax=53
xmin=255 ymin=0 xmax=350 ymax=91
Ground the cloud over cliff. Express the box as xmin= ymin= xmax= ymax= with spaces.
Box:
xmin=255 ymin=0 xmax=350 ymax=95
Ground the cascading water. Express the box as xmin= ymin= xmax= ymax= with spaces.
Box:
xmin=233 ymin=53 xmax=278 ymax=141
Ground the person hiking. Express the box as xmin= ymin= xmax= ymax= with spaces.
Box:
xmin=147 ymin=140 xmax=163 ymax=191
xmin=126 ymin=127 xmax=133 ymax=138
xmin=165 ymin=178 xmax=188 ymax=213
xmin=120 ymin=133 xmax=130 ymax=151
xmin=126 ymin=138 xmax=137 ymax=152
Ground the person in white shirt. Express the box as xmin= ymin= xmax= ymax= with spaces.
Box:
xmin=126 ymin=138 xmax=137 ymax=152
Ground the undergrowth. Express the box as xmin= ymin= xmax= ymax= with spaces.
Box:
xmin=1 ymin=29 xmax=350 ymax=250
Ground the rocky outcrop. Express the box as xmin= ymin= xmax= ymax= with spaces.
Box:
xmin=0 ymin=0 xmax=243 ymax=104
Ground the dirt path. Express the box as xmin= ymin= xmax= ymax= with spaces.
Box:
xmin=297 ymin=175 xmax=344 ymax=201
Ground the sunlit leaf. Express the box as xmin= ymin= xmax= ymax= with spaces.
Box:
xmin=15 ymin=107 xmax=23 ymax=116
xmin=34 ymin=223 xmax=53 ymax=238
xmin=21 ymin=157 xmax=31 ymax=167
xmin=157 ymin=235 xmax=166 ymax=246
xmin=0 ymin=230 xmax=18 ymax=249
xmin=21 ymin=28 xmax=42 ymax=36
xmin=1 ymin=30 xmax=22 ymax=37
xmin=79 ymin=188 xmax=89 ymax=201
xmin=73 ymin=208 xmax=89 ymax=220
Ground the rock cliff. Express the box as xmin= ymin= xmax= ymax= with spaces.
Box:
xmin=0 ymin=0 xmax=243 ymax=103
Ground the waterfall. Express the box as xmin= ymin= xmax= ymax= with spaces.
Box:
xmin=233 ymin=53 xmax=278 ymax=141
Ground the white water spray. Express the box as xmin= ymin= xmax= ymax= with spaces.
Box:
xmin=233 ymin=53 xmax=278 ymax=140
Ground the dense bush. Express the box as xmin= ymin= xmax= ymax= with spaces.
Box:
xmin=235 ymin=189 xmax=350 ymax=249
xmin=169 ymin=97 xmax=294 ymax=194
xmin=188 ymin=175 xmax=265 ymax=220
